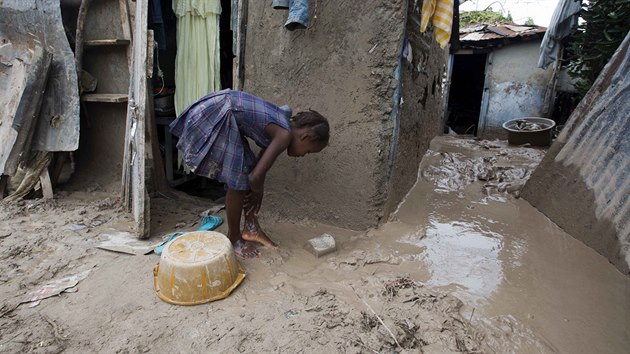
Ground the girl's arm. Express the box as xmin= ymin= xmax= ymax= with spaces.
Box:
xmin=246 ymin=124 xmax=291 ymax=213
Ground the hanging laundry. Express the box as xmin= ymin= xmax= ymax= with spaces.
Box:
xmin=273 ymin=0 xmax=310 ymax=31
xmin=419 ymin=0 xmax=454 ymax=48
xmin=173 ymin=0 xmax=222 ymax=115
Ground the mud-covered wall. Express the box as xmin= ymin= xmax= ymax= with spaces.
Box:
xmin=482 ymin=41 xmax=552 ymax=139
xmin=243 ymin=1 xmax=444 ymax=229
xmin=522 ymin=35 xmax=630 ymax=275
xmin=383 ymin=5 xmax=448 ymax=216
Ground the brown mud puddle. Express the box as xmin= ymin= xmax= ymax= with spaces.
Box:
xmin=356 ymin=136 xmax=630 ymax=352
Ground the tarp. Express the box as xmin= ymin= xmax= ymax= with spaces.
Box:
xmin=538 ymin=0 xmax=582 ymax=69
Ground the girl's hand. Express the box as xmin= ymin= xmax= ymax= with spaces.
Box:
xmin=246 ymin=173 xmax=265 ymax=215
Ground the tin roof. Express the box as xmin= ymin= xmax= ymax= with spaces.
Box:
xmin=459 ymin=23 xmax=547 ymax=46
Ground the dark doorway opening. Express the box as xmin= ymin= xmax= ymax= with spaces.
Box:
xmin=446 ymin=53 xmax=487 ymax=135
xmin=219 ymin=0 xmax=235 ymax=89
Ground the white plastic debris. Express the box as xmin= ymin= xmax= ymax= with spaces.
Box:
xmin=24 ymin=269 xmax=92 ymax=307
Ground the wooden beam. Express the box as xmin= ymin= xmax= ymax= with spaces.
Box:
xmin=81 ymin=93 xmax=129 ymax=103
xmin=84 ymin=39 xmax=131 ymax=47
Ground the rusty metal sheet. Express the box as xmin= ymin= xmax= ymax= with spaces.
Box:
xmin=487 ymin=25 xmax=511 ymax=37
xmin=460 ymin=24 xmax=486 ymax=33
xmin=0 ymin=0 xmax=80 ymax=152
xmin=460 ymin=32 xmax=485 ymax=41
xmin=459 ymin=23 xmax=547 ymax=44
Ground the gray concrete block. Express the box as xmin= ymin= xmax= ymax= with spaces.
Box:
xmin=305 ymin=233 xmax=336 ymax=257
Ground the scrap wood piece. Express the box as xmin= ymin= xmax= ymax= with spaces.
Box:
xmin=74 ymin=0 xmax=94 ymax=92
xmin=97 ymin=229 xmax=162 ymax=255
xmin=39 ymin=169 xmax=53 ymax=199
xmin=3 ymin=152 xmax=53 ymax=202
xmin=1 ymin=0 xmax=80 ymax=152
xmin=0 ymin=43 xmax=53 ymax=177
xmin=22 ymin=268 xmax=93 ymax=308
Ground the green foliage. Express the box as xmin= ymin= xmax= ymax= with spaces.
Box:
xmin=567 ymin=0 xmax=630 ymax=98
xmin=525 ymin=17 xmax=535 ymax=26
xmin=460 ymin=10 xmax=513 ymax=26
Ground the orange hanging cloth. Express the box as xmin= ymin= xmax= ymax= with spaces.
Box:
xmin=420 ymin=0 xmax=454 ymax=48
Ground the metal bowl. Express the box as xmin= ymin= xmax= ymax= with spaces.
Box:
xmin=502 ymin=117 xmax=556 ymax=147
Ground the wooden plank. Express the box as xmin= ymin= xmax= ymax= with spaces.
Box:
xmin=123 ymin=0 xmax=149 ymax=238
xmin=120 ymin=0 xmax=134 ymax=207
xmin=1 ymin=1 xmax=79 ymax=153
xmin=39 ymin=170 xmax=53 ymax=199
xmin=81 ymin=93 xmax=129 ymax=103
xmin=84 ymin=39 xmax=131 ymax=47
xmin=75 ymin=0 xmax=95 ymax=92
xmin=119 ymin=0 xmax=132 ymax=40
xmin=0 ymin=44 xmax=53 ymax=176
xmin=119 ymin=0 xmax=134 ymax=74
xmin=477 ymin=52 xmax=494 ymax=137
xmin=145 ymin=30 xmax=169 ymax=195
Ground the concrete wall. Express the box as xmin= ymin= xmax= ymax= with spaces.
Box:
xmin=481 ymin=41 xmax=552 ymax=139
xmin=522 ymin=35 xmax=630 ymax=275
xmin=243 ymin=1 xmax=446 ymax=229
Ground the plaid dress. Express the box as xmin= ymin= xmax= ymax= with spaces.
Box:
xmin=169 ymin=89 xmax=292 ymax=191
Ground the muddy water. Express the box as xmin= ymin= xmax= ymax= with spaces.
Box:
xmin=3 ymin=136 xmax=628 ymax=353
xmin=365 ymin=137 xmax=630 ymax=352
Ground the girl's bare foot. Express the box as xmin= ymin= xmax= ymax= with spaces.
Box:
xmin=233 ymin=239 xmax=261 ymax=258
xmin=242 ymin=219 xmax=277 ymax=248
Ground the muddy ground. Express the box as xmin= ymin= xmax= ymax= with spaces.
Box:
xmin=1 ymin=136 xmax=629 ymax=353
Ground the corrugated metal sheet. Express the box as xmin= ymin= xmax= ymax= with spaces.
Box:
xmin=523 ymin=33 xmax=630 ymax=274
xmin=554 ymin=46 xmax=630 ymax=242
xmin=459 ymin=23 xmax=546 ymax=43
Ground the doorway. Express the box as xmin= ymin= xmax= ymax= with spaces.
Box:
xmin=445 ymin=53 xmax=487 ymax=135
xmin=151 ymin=0 xmax=234 ymax=199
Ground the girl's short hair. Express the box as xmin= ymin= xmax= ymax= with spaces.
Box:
xmin=291 ymin=110 xmax=330 ymax=145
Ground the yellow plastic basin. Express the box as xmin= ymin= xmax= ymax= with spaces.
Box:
xmin=153 ymin=231 xmax=246 ymax=305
